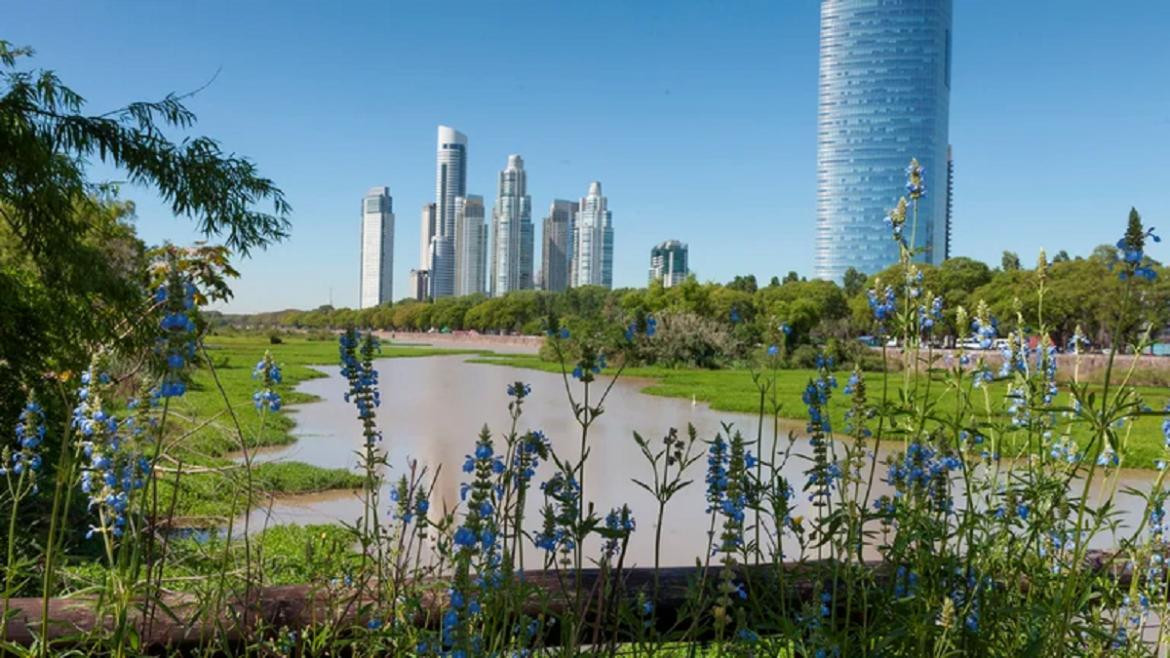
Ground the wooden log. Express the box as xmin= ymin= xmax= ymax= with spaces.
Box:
xmin=0 ymin=550 xmax=1131 ymax=652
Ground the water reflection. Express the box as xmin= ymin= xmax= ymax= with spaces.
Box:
xmin=236 ymin=355 xmax=1160 ymax=566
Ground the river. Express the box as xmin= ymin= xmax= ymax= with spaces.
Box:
xmin=236 ymin=354 xmax=1160 ymax=567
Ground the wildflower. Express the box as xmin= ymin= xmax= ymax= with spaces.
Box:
xmin=339 ymin=329 xmax=382 ymax=445
xmin=867 ymin=282 xmax=896 ymax=323
xmin=767 ymin=344 xmax=779 ymax=357
xmin=1115 ymin=209 xmax=1159 ymax=281
xmin=5 ymin=400 xmax=46 ymax=488
xmin=506 ymin=382 xmax=532 ymax=399
xmin=251 ymin=351 xmax=283 ymax=412
xmin=905 ymin=158 xmax=926 ymax=199
xmin=885 ymin=197 xmax=908 ymax=241
xmin=601 ymin=505 xmax=635 ymax=560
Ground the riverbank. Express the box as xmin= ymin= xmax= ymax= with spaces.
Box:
xmin=468 ymin=352 xmax=1170 ymax=470
xmin=163 ymin=334 xmax=493 ymax=517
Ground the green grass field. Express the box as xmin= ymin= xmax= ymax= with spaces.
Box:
xmin=160 ymin=333 xmax=490 ymax=517
xmin=467 ymin=353 xmax=1170 ymax=470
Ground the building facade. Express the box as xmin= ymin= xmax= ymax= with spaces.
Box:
xmin=541 ymin=199 xmax=577 ymax=292
xmin=649 ymin=239 xmax=688 ymax=287
xmin=359 ymin=186 xmax=395 ymax=308
xmin=408 ymin=269 xmax=429 ymax=301
xmin=454 ymin=195 xmax=487 ymax=296
xmin=571 ymin=181 xmax=613 ymax=289
xmin=489 ymin=155 xmax=534 ymax=296
xmin=815 ymin=0 xmax=953 ymax=281
xmin=432 ymin=125 xmax=467 ymax=298
xmin=419 ymin=202 xmax=436 ymax=271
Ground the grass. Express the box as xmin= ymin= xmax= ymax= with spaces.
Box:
xmin=158 ymin=333 xmax=491 ymax=518
xmin=468 ymin=352 xmax=1170 ymax=470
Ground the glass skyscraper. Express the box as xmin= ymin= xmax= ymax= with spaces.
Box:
xmin=454 ymin=195 xmax=487 ymax=296
xmin=359 ymin=186 xmax=394 ymax=309
xmin=432 ymin=125 xmax=467 ymax=298
xmin=541 ymin=199 xmax=577 ymax=292
xmin=815 ymin=0 xmax=953 ymax=281
xmin=649 ymin=239 xmax=688 ymax=288
xmin=571 ymin=181 xmax=613 ymax=289
xmin=490 ymin=155 xmax=533 ymax=296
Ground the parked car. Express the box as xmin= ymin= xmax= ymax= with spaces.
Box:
xmin=957 ymin=337 xmax=985 ymax=350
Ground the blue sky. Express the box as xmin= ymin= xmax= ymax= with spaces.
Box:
xmin=7 ymin=1 xmax=1169 ymax=312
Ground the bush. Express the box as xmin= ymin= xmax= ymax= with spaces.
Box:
xmin=633 ymin=311 xmax=746 ymax=368
xmin=268 ymin=330 xmax=283 ymax=345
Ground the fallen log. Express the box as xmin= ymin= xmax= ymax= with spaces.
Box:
xmin=0 ymin=549 xmax=1135 ymax=653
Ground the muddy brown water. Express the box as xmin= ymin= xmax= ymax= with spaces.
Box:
xmin=233 ymin=355 xmax=1161 ymax=567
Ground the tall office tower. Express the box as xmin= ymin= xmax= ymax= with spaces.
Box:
xmin=570 ymin=181 xmax=613 ymax=288
xmin=432 ymin=125 xmax=467 ymax=298
xmin=945 ymin=144 xmax=954 ymax=260
xmin=649 ymin=239 xmax=689 ymax=287
xmin=489 ymin=155 xmax=533 ymax=296
xmin=541 ymin=199 xmax=577 ymax=292
xmin=454 ymin=195 xmax=487 ymax=296
xmin=408 ymin=269 xmax=430 ymax=301
xmin=814 ymin=0 xmax=953 ymax=281
xmin=419 ymin=203 xmax=437 ymax=270
xmin=359 ymin=186 xmax=395 ymax=309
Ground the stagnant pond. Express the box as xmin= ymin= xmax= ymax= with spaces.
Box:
xmin=236 ymin=354 xmax=1161 ymax=567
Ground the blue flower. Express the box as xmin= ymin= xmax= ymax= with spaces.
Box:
xmin=767 ymin=344 xmax=778 ymax=357
xmin=453 ymin=527 xmax=477 ymax=549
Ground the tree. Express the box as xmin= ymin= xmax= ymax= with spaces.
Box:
xmin=783 ymin=271 xmax=800 ymax=284
xmin=768 ymin=275 xmax=781 ymax=288
xmin=1052 ymin=250 xmax=1071 ymax=263
xmin=0 ymin=40 xmax=289 ymax=430
xmin=1001 ymin=251 xmax=1021 ymax=271
xmin=726 ymin=274 xmax=758 ymax=294
xmin=842 ymin=267 xmax=867 ymax=297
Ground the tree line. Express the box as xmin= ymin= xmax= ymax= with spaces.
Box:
xmin=224 ymin=242 xmax=1170 ymax=355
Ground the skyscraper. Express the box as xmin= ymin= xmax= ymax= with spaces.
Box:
xmin=419 ymin=202 xmax=437 ymax=271
xmin=432 ymin=125 xmax=467 ymax=298
xmin=571 ymin=181 xmax=613 ymax=289
xmin=489 ymin=155 xmax=533 ymax=296
xmin=541 ymin=199 xmax=577 ymax=292
xmin=359 ymin=186 xmax=394 ymax=309
xmin=815 ymin=0 xmax=953 ymax=281
xmin=454 ymin=195 xmax=487 ymax=296
xmin=649 ymin=239 xmax=688 ymax=287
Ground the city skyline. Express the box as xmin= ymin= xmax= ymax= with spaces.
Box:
xmin=9 ymin=2 xmax=1167 ymax=312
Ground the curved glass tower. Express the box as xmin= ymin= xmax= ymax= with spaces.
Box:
xmin=815 ymin=0 xmax=953 ymax=281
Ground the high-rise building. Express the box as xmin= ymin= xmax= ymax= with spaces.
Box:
xmin=419 ymin=203 xmax=437 ymax=271
xmin=409 ymin=269 xmax=430 ymax=301
xmin=359 ymin=186 xmax=394 ymax=309
xmin=489 ymin=155 xmax=533 ymax=296
xmin=432 ymin=125 xmax=467 ymax=298
xmin=454 ymin=195 xmax=487 ymax=296
xmin=814 ymin=0 xmax=953 ymax=281
xmin=571 ymin=181 xmax=613 ymax=289
xmin=541 ymin=199 xmax=577 ymax=292
xmin=649 ymin=240 xmax=689 ymax=287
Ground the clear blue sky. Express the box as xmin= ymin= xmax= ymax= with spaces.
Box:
xmin=7 ymin=1 xmax=1169 ymax=312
